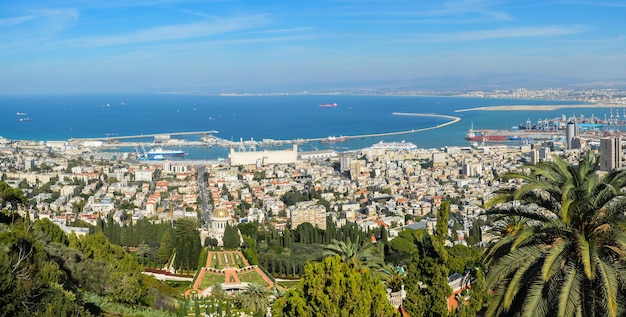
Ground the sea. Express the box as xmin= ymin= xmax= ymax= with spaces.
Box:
xmin=0 ymin=94 xmax=613 ymax=160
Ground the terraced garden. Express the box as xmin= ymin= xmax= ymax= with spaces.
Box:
xmin=188 ymin=249 xmax=273 ymax=296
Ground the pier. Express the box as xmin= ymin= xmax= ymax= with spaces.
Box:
xmin=73 ymin=113 xmax=461 ymax=152
xmin=69 ymin=130 xmax=219 ymax=142
xmin=304 ymin=112 xmax=461 ymax=142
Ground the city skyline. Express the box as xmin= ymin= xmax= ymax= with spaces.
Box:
xmin=1 ymin=0 xmax=626 ymax=93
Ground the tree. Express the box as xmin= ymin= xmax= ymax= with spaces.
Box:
xmin=384 ymin=232 xmax=419 ymax=267
xmin=211 ymin=283 xmax=227 ymax=300
xmin=223 ymin=223 xmax=241 ymax=249
xmin=173 ymin=218 xmax=201 ymax=270
xmin=0 ymin=182 xmax=27 ymax=219
xmin=0 ymin=222 xmax=85 ymax=316
xmin=272 ymin=256 xmax=395 ymax=317
xmin=237 ymin=283 xmax=273 ymax=314
xmin=403 ymin=235 xmax=452 ymax=317
xmin=435 ymin=201 xmax=449 ymax=243
xmin=158 ymin=230 xmax=174 ymax=265
xmin=378 ymin=263 xmax=407 ymax=292
xmin=204 ymin=236 xmax=218 ymax=247
xmin=483 ymin=151 xmax=626 ymax=317
xmin=323 ymin=236 xmax=383 ymax=270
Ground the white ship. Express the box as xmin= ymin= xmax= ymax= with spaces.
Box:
xmin=370 ymin=140 xmax=417 ymax=151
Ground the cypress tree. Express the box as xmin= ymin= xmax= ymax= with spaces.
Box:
xmin=158 ymin=230 xmax=174 ymax=265
xmin=223 ymin=223 xmax=241 ymax=249
xmin=173 ymin=218 xmax=201 ymax=270
xmin=435 ymin=201 xmax=449 ymax=243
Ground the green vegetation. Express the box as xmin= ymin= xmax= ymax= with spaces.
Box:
xmin=257 ymin=221 xmax=380 ymax=278
xmin=403 ymin=232 xmax=452 ymax=317
xmin=272 ymin=256 xmax=395 ymax=317
xmin=238 ymin=270 xmax=270 ymax=286
xmin=198 ymin=273 xmax=226 ymax=290
xmin=483 ymin=151 xmax=626 ymax=317
xmin=323 ymin=236 xmax=383 ymax=270
xmin=223 ymin=223 xmax=241 ymax=249
xmin=173 ymin=218 xmax=202 ymax=271
xmin=0 ymin=212 xmax=179 ymax=316
xmin=237 ymin=283 xmax=273 ymax=316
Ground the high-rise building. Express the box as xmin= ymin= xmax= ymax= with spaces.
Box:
xmin=340 ymin=153 xmax=352 ymax=173
xmin=600 ymin=137 xmax=622 ymax=171
xmin=566 ymin=120 xmax=576 ymax=149
xmin=529 ymin=149 xmax=539 ymax=165
xmin=539 ymin=147 xmax=551 ymax=160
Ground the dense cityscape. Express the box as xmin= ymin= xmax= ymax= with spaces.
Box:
xmin=2 ymin=89 xmax=626 ymax=315
xmin=4 ymin=0 xmax=626 ymax=315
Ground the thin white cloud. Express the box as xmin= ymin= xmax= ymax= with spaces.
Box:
xmin=60 ymin=15 xmax=267 ymax=47
xmin=0 ymin=15 xmax=37 ymax=27
xmin=409 ymin=25 xmax=587 ymax=42
xmin=0 ymin=9 xmax=79 ymax=52
xmin=423 ymin=0 xmax=513 ymax=20
xmin=333 ymin=0 xmax=513 ymax=23
xmin=0 ymin=8 xmax=78 ymax=29
xmin=247 ymin=27 xmax=315 ymax=35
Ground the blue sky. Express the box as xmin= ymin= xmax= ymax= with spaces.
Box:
xmin=1 ymin=0 xmax=625 ymax=93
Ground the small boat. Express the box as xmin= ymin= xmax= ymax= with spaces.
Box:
xmin=319 ymin=103 xmax=338 ymax=107
xmin=16 ymin=112 xmax=27 ymax=116
xmin=19 ymin=118 xmax=32 ymax=122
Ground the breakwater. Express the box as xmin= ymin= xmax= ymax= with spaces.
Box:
xmin=91 ymin=112 xmax=462 ymax=151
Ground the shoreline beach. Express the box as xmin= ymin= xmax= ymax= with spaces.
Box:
xmin=454 ymin=103 xmax=623 ymax=112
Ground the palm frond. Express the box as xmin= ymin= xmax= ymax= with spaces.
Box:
xmin=541 ymin=237 xmax=568 ymax=281
xmin=486 ymin=245 xmax=544 ymax=289
xmin=521 ymin=279 xmax=549 ymax=317
xmin=575 ymin=233 xmax=594 ymax=279
xmin=502 ymin=251 xmax=543 ymax=309
xmin=596 ymin=257 xmax=621 ymax=317
xmin=557 ymin=262 xmax=582 ymax=317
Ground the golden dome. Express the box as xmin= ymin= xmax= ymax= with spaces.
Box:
xmin=213 ymin=207 xmax=229 ymax=218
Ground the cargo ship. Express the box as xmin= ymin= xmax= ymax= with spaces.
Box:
xmin=319 ymin=103 xmax=338 ymax=107
xmin=320 ymin=135 xmax=348 ymax=143
xmin=147 ymin=147 xmax=186 ymax=159
xmin=465 ymin=127 xmax=506 ymax=142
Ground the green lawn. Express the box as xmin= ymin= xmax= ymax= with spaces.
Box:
xmin=198 ymin=272 xmax=226 ymax=290
xmin=238 ymin=271 xmax=269 ymax=287
xmin=211 ymin=254 xmax=219 ymax=269
xmin=233 ymin=253 xmax=246 ymax=268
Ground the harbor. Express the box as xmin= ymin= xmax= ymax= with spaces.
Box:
xmin=70 ymin=112 xmax=463 ymax=157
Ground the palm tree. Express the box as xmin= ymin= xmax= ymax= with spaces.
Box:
xmin=210 ymin=283 xmax=226 ymax=299
xmin=483 ymin=151 xmax=626 ymax=317
xmin=237 ymin=283 xmax=272 ymax=314
xmin=377 ymin=263 xmax=407 ymax=292
xmin=323 ymin=236 xmax=383 ymax=270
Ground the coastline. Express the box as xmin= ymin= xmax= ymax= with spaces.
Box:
xmin=75 ymin=112 xmax=462 ymax=148
xmin=454 ymin=103 xmax=623 ymax=112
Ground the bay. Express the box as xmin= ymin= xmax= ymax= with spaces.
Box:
xmin=0 ymin=94 xmax=609 ymax=159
